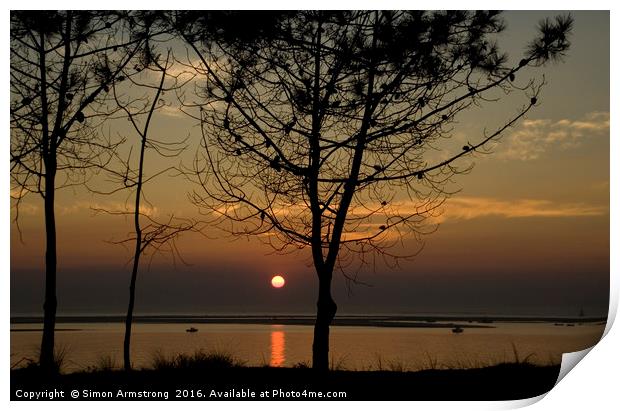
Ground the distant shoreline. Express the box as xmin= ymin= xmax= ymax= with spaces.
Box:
xmin=11 ymin=328 xmax=84 ymax=332
xmin=10 ymin=314 xmax=607 ymax=329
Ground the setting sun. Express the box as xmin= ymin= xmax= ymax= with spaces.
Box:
xmin=271 ymin=275 xmax=286 ymax=288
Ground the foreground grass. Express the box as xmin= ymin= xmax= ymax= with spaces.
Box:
xmin=11 ymin=350 xmax=560 ymax=401
xmin=150 ymin=349 xmax=246 ymax=371
xmin=12 ymin=341 xmax=554 ymax=373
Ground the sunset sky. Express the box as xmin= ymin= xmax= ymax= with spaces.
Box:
xmin=10 ymin=11 xmax=609 ymax=317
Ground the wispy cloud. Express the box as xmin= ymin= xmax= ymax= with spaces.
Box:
xmin=58 ymin=201 xmax=158 ymax=217
xmin=499 ymin=111 xmax=609 ymax=161
xmin=11 ymin=203 xmax=39 ymax=216
xmin=222 ymin=194 xmax=606 ymax=232
xmin=158 ymin=104 xmax=186 ymax=118
xmin=341 ymin=196 xmax=606 ymax=241
xmin=437 ymin=196 xmax=607 ymax=222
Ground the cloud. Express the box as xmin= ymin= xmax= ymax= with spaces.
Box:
xmin=158 ymin=104 xmax=186 ymax=118
xmin=324 ymin=193 xmax=606 ymax=243
xmin=58 ymin=201 xmax=158 ymax=217
xmin=166 ymin=60 xmax=203 ymax=80
xmin=141 ymin=59 xmax=204 ymax=83
xmin=498 ymin=111 xmax=609 ymax=161
xmin=437 ymin=196 xmax=607 ymax=222
xmin=366 ymin=195 xmax=604 ymax=227
xmin=11 ymin=203 xmax=39 ymax=216
xmin=339 ymin=196 xmax=606 ymax=241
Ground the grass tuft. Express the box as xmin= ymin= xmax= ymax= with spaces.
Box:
xmin=510 ymin=342 xmax=537 ymax=365
xmin=329 ymin=354 xmax=350 ymax=371
xmin=291 ymin=360 xmax=310 ymax=369
xmin=151 ymin=349 xmax=244 ymax=371
xmin=86 ymin=354 xmax=117 ymax=372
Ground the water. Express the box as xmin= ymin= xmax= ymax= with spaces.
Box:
xmin=10 ymin=321 xmax=604 ymax=372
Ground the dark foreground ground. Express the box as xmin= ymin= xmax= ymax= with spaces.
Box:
xmin=11 ymin=363 xmax=560 ymax=401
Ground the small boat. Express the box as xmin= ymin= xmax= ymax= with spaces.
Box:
xmin=451 ymin=325 xmax=464 ymax=334
xmin=186 ymin=327 xmax=198 ymax=333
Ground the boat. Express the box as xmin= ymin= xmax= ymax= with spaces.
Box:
xmin=186 ymin=327 xmax=198 ymax=333
xmin=451 ymin=325 xmax=464 ymax=334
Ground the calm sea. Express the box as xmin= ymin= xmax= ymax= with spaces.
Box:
xmin=10 ymin=321 xmax=605 ymax=372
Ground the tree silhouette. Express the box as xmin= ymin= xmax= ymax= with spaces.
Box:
xmin=182 ymin=11 xmax=573 ymax=370
xmin=92 ymin=50 xmax=199 ymax=371
xmin=10 ymin=11 xmax=163 ymax=372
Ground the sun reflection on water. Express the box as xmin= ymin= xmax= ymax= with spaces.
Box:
xmin=270 ymin=327 xmax=286 ymax=367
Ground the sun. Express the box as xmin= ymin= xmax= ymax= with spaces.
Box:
xmin=271 ymin=275 xmax=286 ymax=288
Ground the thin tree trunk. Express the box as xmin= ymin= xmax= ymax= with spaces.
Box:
xmin=123 ymin=134 xmax=145 ymax=372
xmin=40 ymin=167 xmax=57 ymax=372
xmin=122 ymin=60 xmax=166 ymax=371
xmin=312 ymin=270 xmax=337 ymax=370
xmin=123 ymin=236 xmax=141 ymax=371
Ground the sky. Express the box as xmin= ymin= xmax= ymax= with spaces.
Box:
xmin=9 ymin=11 xmax=610 ymax=317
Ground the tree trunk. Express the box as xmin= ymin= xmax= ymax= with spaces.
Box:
xmin=312 ymin=271 xmax=337 ymax=370
xmin=39 ymin=168 xmax=57 ymax=372
xmin=123 ymin=251 xmax=140 ymax=371
xmin=122 ymin=58 xmax=165 ymax=371
xmin=123 ymin=142 xmax=145 ymax=372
